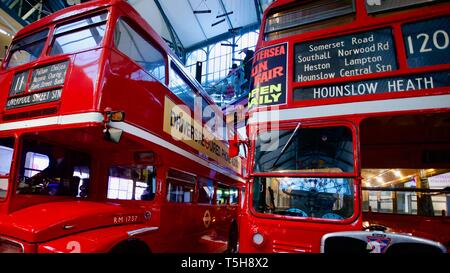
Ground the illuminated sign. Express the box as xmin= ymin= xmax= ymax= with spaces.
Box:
xmin=294 ymin=28 xmax=397 ymax=82
xmin=163 ymin=97 xmax=241 ymax=174
xmin=403 ymin=16 xmax=450 ymax=68
xmin=29 ymin=61 xmax=69 ymax=91
xmin=248 ymin=43 xmax=287 ymax=109
xmin=6 ymin=89 xmax=62 ymax=109
xmin=9 ymin=70 xmax=29 ymax=96
xmin=294 ymin=70 xmax=450 ymax=101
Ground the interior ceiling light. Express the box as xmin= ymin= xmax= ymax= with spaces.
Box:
xmin=393 ymin=169 xmax=402 ymax=177
xmin=193 ymin=0 xmax=211 ymax=14
xmin=0 ymin=27 xmax=12 ymax=37
xmin=216 ymin=11 xmax=233 ymax=18
xmin=193 ymin=10 xmax=212 ymax=13
xmin=221 ymin=43 xmax=237 ymax=47
xmin=212 ymin=18 xmax=225 ymax=27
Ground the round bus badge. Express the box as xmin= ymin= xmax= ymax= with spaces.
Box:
xmin=203 ymin=210 xmax=211 ymax=228
xmin=144 ymin=211 xmax=151 ymax=220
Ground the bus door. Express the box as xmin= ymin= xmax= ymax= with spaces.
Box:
xmin=164 ymin=168 xmax=197 ymax=252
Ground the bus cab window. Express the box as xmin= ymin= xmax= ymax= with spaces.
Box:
xmin=17 ymin=139 xmax=91 ymax=197
xmin=107 ymin=166 xmax=156 ymax=200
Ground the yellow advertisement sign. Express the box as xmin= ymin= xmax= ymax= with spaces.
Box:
xmin=163 ymin=96 xmax=241 ymax=174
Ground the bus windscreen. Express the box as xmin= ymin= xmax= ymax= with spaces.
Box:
xmin=254 ymin=126 xmax=354 ymax=173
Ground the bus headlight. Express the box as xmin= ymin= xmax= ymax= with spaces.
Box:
xmin=0 ymin=239 xmax=24 ymax=253
xmin=252 ymin=233 xmax=264 ymax=247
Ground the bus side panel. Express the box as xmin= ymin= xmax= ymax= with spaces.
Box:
xmin=363 ymin=212 xmax=450 ymax=249
xmin=100 ymin=50 xmax=165 ymax=136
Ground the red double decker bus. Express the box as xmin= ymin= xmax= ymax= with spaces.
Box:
xmin=0 ymin=0 xmax=243 ymax=253
xmin=236 ymin=0 xmax=450 ymax=253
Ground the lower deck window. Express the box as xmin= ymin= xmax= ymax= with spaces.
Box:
xmin=107 ymin=166 xmax=156 ymax=201
xmin=362 ymin=169 xmax=450 ymax=216
xmin=360 ymin=113 xmax=450 ymax=217
xmin=216 ymin=184 xmax=230 ymax=205
xmin=166 ymin=169 xmax=196 ymax=203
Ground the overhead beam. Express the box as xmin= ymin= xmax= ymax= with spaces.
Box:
xmin=254 ymin=0 xmax=262 ymax=24
xmin=217 ymin=0 xmax=233 ymax=30
xmin=187 ymin=0 xmax=209 ymax=42
xmin=22 ymin=1 xmax=42 ymax=21
xmin=8 ymin=0 xmax=20 ymax=10
xmin=0 ymin=0 xmax=27 ymax=26
xmin=153 ymin=0 xmax=185 ymax=57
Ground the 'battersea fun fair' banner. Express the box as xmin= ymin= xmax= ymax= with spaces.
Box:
xmin=248 ymin=43 xmax=287 ymax=109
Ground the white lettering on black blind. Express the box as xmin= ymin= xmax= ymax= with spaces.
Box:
xmin=29 ymin=61 xmax=69 ymax=91
xmin=294 ymin=71 xmax=449 ymax=101
xmin=294 ymin=28 xmax=397 ymax=82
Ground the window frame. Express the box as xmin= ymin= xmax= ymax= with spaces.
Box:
xmin=166 ymin=168 xmax=196 ymax=204
xmin=215 ymin=182 xmax=231 ymax=206
xmin=5 ymin=28 xmax=50 ymax=69
xmin=197 ymin=177 xmax=215 ymax=205
xmin=250 ymin=176 xmax=357 ymax=222
xmin=106 ymin=165 xmax=156 ymax=201
xmin=49 ymin=11 xmax=109 ymax=57
xmin=16 ymin=138 xmax=92 ymax=198
xmin=251 ymin=121 xmax=359 ymax=177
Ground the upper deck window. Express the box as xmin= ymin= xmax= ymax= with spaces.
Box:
xmin=6 ymin=29 xmax=49 ymax=69
xmin=114 ymin=19 xmax=166 ymax=83
xmin=265 ymin=0 xmax=355 ymax=41
xmin=169 ymin=64 xmax=196 ymax=111
xmin=50 ymin=12 xmax=108 ymax=56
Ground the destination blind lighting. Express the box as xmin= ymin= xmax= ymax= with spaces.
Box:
xmin=265 ymin=0 xmax=355 ymax=35
xmin=365 ymin=0 xmax=441 ymax=14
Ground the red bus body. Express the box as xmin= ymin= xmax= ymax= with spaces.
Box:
xmin=0 ymin=0 xmax=243 ymax=253
xmin=240 ymin=0 xmax=450 ymax=252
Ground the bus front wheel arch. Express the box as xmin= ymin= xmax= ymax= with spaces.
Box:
xmin=109 ymin=238 xmax=151 ymax=254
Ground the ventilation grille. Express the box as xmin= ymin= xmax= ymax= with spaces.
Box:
xmin=3 ymin=107 xmax=57 ymax=121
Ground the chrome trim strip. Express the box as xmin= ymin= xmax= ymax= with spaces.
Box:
xmin=127 ymin=227 xmax=159 ymax=237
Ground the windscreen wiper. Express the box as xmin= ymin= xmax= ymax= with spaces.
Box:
xmin=271 ymin=122 xmax=301 ymax=169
